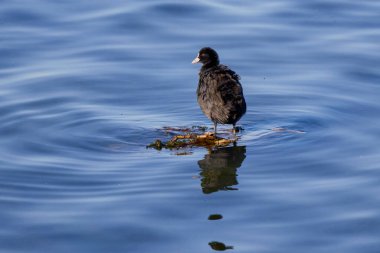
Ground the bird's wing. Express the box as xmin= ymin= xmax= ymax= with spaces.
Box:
xmin=214 ymin=66 xmax=246 ymax=123
xmin=214 ymin=65 xmax=244 ymax=104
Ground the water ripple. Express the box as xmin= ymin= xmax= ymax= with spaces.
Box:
xmin=1 ymin=0 xmax=380 ymax=252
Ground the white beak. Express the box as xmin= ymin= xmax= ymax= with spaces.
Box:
xmin=192 ymin=54 xmax=200 ymax=64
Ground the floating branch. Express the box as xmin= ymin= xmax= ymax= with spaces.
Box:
xmin=147 ymin=127 xmax=238 ymax=150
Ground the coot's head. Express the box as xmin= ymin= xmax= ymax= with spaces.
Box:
xmin=192 ymin=47 xmax=220 ymax=67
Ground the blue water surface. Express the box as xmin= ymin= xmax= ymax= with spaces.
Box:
xmin=1 ymin=1 xmax=380 ymax=252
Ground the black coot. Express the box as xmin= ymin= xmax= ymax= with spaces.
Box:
xmin=192 ymin=47 xmax=246 ymax=134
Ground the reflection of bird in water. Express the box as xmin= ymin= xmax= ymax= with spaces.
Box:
xmin=192 ymin=47 xmax=246 ymax=135
xmin=198 ymin=146 xmax=246 ymax=194
xmin=208 ymin=241 xmax=234 ymax=251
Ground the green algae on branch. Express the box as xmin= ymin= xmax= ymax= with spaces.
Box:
xmin=147 ymin=132 xmax=237 ymax=150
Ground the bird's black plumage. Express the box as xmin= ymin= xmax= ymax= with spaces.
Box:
xmin=192 ymin=47 xmax=246 ymax=134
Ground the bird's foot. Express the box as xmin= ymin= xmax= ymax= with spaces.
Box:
xmin=232 ymin=126 xmax=244 ymax=133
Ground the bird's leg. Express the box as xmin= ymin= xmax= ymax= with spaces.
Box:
xmin=213 ymin=122 xmax=217 ymax=136
xmin=232 ymin=124 xmax=240 ymax=139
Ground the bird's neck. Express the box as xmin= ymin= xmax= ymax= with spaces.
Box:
xmin=201 ymin=61 xmax=219 ymax=72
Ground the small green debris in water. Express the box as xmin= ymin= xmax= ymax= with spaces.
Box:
xmin=147 ymin=139 xmax=164 ymax=150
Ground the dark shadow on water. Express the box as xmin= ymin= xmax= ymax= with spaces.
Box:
xmin=198 ymin=145 xmax=246 ymax=194
xmin=208 ymin=214 xmax=223 ymax=220
xmin=208 ymin=241 xmax=234 ymax=251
